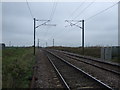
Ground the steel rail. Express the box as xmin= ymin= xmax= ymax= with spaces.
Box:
xmin=53 ymin=49 xmax=120 ymax=67
xmin=46 ymin=50 xmax=114 ymax=90
xmin=46 ymin=55 xmax=71 ymax=90
xmin=64 ymin=54 xmax=120 ymax=75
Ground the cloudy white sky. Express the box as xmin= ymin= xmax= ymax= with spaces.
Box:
xmin=2 ymin=0 xmax=119 ymax=47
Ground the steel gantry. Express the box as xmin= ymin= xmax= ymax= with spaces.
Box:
xmin=33 ymin=18 xmax=56 ymax=55
xmin=65 ymin=20 xmax=85 ymax=55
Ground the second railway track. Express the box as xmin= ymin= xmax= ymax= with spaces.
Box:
xmin=45 ymin=50 xmax=114 ymax=90
xmin=46 ymin=49 xmax=120 ymax=89
xmin=51 ymin=49 xmax=120 ymax=75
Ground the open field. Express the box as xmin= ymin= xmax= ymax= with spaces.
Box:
xmin=0 ymin=49 xmax=2 ymax=89
xmin=2 ymin=47 xmax=35 ymax=88
xmin=48 ymin=46 xmax=101 ymax=58
xmin=47 ymin=46 xmax=120 ymax=63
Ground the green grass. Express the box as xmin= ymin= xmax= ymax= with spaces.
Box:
xmin=48 ymin=46 xmax=120 ymax=63
xmin=48 ymin=46 xmax=101 ymax=58
xmin=0 ymin=49 xmax=2 ymax=89
xmin=111 ymin=57 xmax=120 ymax=63
xmin=2 ymin=47 xmax=35 ymax=88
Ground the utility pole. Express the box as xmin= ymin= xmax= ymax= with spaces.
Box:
xmin=34 ymin=18 xmax=36 ymax=55
xmin=33 ymin=18 xmax=56 ymax=55
xmin=9 ymin=41 xmax=11 ymax=47
xmin=53 ymin=39 xmax=54 ymax=47
xmin=118 ymin=1 xmax=120 ymax=60
xmin=46 ymin=42 xmax=47 ymax=47
xmin=82 ymin=20 xmax=84 ymax=55
xmin=38 ymin=39 xmax=39 ymax=48
xmin=65 ymin=20 xmax=85 ymax=55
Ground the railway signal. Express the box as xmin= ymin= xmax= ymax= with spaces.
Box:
xmin=33 ymin=18 xmax=56 ymax=55
xmin=65 ymin=20 xmax=85 ymax=55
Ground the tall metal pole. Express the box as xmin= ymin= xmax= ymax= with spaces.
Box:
xmin=33 ymin=18 xmax=56 ymax=54
xmin=38 ymin=39 xmax=39 ymax=48
xmin=46 ymin=42 xmax=47 ymax=47
xmin=82 ymin=20 xmax=84 ymax=55
xmin=118 ymin=1 xmax=120 ymax=59
xmin=9 ymin=41 xmax=11 ymax=47
xmin=65 ymin=20 xmax=85 ymax=55
xmin=34 ymin=18 xmax=36 ymax=55
xmin=53 ymin=39 xmax=54 ymax=47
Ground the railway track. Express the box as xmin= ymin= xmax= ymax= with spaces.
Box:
xmin=45 ymin=50 xmax=114 ymax=90
xmin=51 ymin=49 xmax=120 ymax=75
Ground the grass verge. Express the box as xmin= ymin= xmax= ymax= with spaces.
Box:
xmin=2 ymin=47 xmax=35 ymax=88
xmin=48 ymin=46 xmax=120 ymax=63
xmin=48 ymin=46 xmax=101 ymax=58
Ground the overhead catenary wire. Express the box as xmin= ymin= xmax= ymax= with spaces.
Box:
xmin=49 ymin=2 xmax=57 ymax=21
xmin=73 ymin=0 xmax=96 ymax=19
xmin=44 ymin=1 xmax=58 ymax=43
xmin=47 ymin=1 xmax=86 ymax=43
xmin=26 ymin=0 xmax=34 ymax=19
xmin=68 ymin=0 xmax=87 ymax=19
xmin=43 ymin=2 xmax=58 ymax=41
xmin=85 ymin=2 xmax=118 ymax=21
xmin=50 ymin=1 xmax=86 ymax=43
xmin=49 ymin=2 xmax=55 ymax=20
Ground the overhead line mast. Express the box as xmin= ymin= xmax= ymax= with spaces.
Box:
xmin=33 ymin=18 xmax=56 ymax=55
xmin=65 ymin=20 xmax=85 ymax=55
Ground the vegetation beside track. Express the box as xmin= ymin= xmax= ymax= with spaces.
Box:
xmin=0 ymin=49 xmax=2 ymax=89
xmin=47 ymin=46 xmax=101 ymax=58
xmin=47 ymin=46 xmax=120 ymax=63
xmin=111 ymin=57 xmax=120 ymax=63
xmin=2 ymin=47 xmax=35 ymax=88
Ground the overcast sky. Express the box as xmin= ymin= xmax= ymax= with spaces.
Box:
xmin=2 ymin=1 xmax=118 ymax=47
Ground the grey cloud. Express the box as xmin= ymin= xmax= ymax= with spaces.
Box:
xmin=2 ymin=2 xmax=118 ymax=47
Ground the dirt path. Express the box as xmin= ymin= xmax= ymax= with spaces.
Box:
xmin=34 ymin=48 xmax=63 ymax=88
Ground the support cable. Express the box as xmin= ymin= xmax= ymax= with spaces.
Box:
xmin=85 ymin=2 xmax=118 ymax=21
xmin=26 ymin=0 xmax=34 ymax=19
xmin=69 ymin=0 xmax=87 ymax=19
xmin=73 ymin=0 xmax=96 ymax=19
